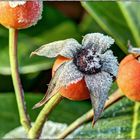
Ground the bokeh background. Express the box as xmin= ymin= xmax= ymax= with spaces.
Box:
xmin=0 ymin=1 xmax=140 ymax=138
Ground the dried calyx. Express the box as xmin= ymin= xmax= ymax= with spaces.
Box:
xmin=74 ymin=45 xmax=102 ymax=74
xmin=31 ymin=33 xmax=119 ymax=123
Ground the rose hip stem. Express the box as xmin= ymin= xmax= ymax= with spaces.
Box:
xmin=28 ymin=92 xmax=63 ymax=139
xmin=57 ymin=89 xmax=124 ymax=139
xmin=9 ymin=28 xmax=31 ymax=132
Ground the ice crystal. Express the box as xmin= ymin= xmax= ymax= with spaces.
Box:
xmin=31 ymin=39 xmax=81 ymax=58
xmin=85 ymin=71 xmax=113 ymax=122
xmin=57 ymin=61 xmax=83 ymax=87
xmin=100 ymin=50 xmax=118 ymax=76
xmin=82 ymin=33 xmax=114 ymax=53
xmin=9 ymin=1 xmax=26 ymax=8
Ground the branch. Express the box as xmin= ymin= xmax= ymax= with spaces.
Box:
xmin=57 ymin=89 xmax=124 ymax=139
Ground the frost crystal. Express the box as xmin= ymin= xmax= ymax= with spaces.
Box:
xmin=33 ymin=33 xmax=119 ymax=123
xmin=27 ymin=1 xmax=43 ymax=27
xmin=32 ymin=39 xmax=81 ymax=58
xmin=9 ymin=1 xmax=43 ymax=28
xmin=85 ymin=71 xmax=113 ymax=122
xmin=82 ymin=33 xmax=114 ymax=53
xmin=9 ymin=1 xmax=26 ymax=8
xmin=56 ymin=61 xmax=83 ymax=87
xmin=101 ymin=50 xmax=118 ymax=76
xmin=33 ymin=62 xmax=66 ymax=109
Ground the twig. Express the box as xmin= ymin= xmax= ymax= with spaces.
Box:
xmin=9 ymin=28 xmax=31 ymax=132
xmin=57 ymin=89 xmax=124 ymax=139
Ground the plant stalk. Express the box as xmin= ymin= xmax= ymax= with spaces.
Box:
xmin=57 ymin=89 xmax=124 ymax=139
xmin=9 ymin=28 xmax=31 ymax=132
xmin=28 ymin=92 xmax=63 ymax=139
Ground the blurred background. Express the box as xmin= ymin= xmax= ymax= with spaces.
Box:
xmin=0 ymin=1 xmax=140 ymax=138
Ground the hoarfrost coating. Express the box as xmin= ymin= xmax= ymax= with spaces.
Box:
xmin=9 ymin=1 xmax=26 ymax=8
xmin=32 ymin=33 xmax=119 ymax=123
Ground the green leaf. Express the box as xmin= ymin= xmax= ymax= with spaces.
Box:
xmin=81 ymin=1 xmax=140 ymax=53
xmin=79 ymin=14 xmax=104 ymax=34
xmin=20 ymin=4 xmax=69 ymax=37
xmin=0 ymin=21 xmax=80 ymax=75
xmin=0 ymin=93 xmax=91 ymax=138
xmin=72 ymin=97 xmax=140 ymax=139
xmin=117 ymin=2 xmax=140 ymax=47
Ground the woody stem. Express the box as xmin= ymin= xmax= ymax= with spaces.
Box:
xmin=57 ymin=89 xmax=124 ymax=139
xmin=9 ymin=28 xmax=31 ymax=132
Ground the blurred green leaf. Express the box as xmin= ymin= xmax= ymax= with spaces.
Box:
xmin=0 ymin=22 xmax=81 ymax=75
xmin=81 ymin=1 xmax=140 ymax=53
xmin=0 ymin=30 xmax=55 ymax=75
xmin=20 ymin=4 xmax=69 ymax=36
xmin=72 ymin=97 xmax=140 ymax=139
xmin=79 ymin=13 xmax=104 ymax=34
xmin=0 ymin=4 xmax=81 ymax=75
xmin=0 ymin=93 xmax=91 ymax=138
xmin=118 ymin=2 xmax=140 ymax=47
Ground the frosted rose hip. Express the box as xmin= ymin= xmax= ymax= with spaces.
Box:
xmin=32 ymin=33 xmax=118 ymax=122
xmin=0 ymin=0 xmax=43 ymax=29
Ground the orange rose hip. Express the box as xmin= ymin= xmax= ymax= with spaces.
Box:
xmin=117 ymin=54 xmax=140 ymax=101
xmin=0 ymin=1 xmax=42 ymax=29
xmin=52 ymin=56 xmax=90 ymax=101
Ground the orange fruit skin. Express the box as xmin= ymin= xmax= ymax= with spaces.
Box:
xmin=0 ymin=1 xmax=42 ymax=29
xmin=117 ymin=54 xmax=140 ymax=101
xmin=52 ymin=56 xmax=90 ymax=101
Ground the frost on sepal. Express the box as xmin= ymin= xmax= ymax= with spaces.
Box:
xmin=48 ymin=60 xmax=83 ymax=98
xmin=33 ymin=62 xmax=66 ymax=109
xmin=44 ymin=60 xmax=83 ymax=101
xmin=31 ymin=39 xmax=81 ymax=58
xmin=101 ymin=50 xmax=119 ymax=76
xmin=48 ymin=60 xmax=83 ymax=99
xmin=85 ymin=71 xmax=113 ymax=123
xmin=82 ymin=33 xmax=114 ymax=53
xmin=33 ymin=60 xmax=83 ymax=109
xmin=9 ymin=1 xmax=26 ymax=8
xmin=56 ymin=60 xmax=83 ymax=88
